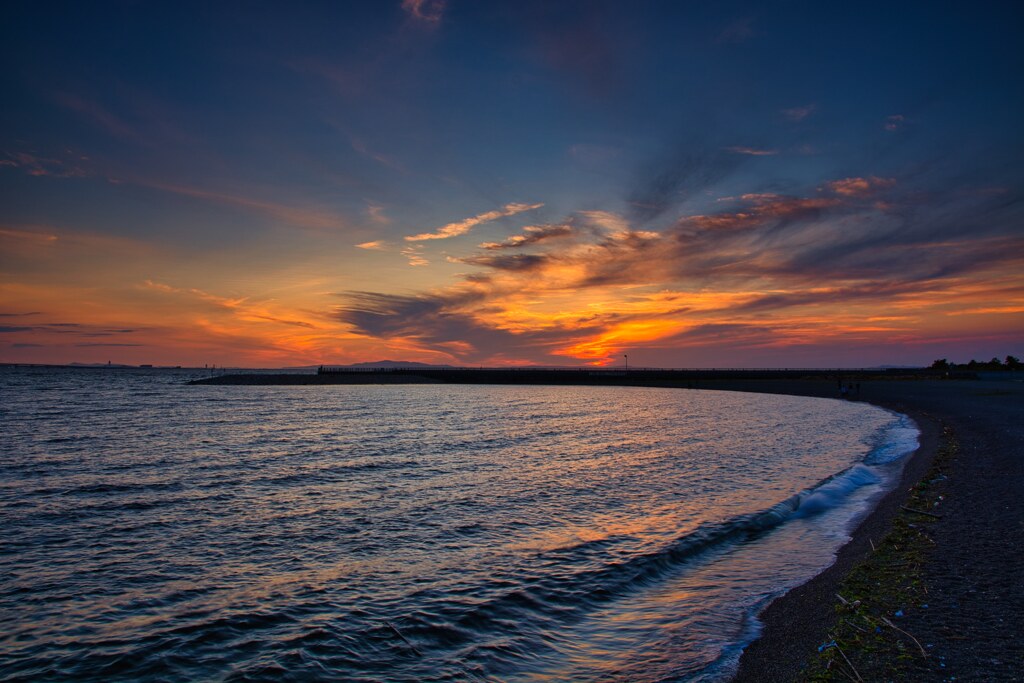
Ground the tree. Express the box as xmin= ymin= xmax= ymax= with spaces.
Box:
xmin=930 ymin=358 xmax=949 ymax=370
xmin=1007 ymin=355 xmax=1021 ymax=370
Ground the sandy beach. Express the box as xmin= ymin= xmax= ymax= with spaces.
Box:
xmin=719 ymin=378 xmax=1024 ymax=681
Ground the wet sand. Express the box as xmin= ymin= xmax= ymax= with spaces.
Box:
xmin=716 ymin=378 xmax=1024 ymax=682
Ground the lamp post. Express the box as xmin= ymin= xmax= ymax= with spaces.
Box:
xmin=624 ymin=354 xmax=628 ymax=371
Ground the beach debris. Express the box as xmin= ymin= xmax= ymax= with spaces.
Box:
xmin=894 ymin=609 xmax=904 ymax=617
xmin=900 ymin=505 xmax=943 ymax=519
xmin=843 ymin=617 xmax=869 ymax=633
xmin=834 ymin=642 xmax=865 ymax=682
xmin=869 ymin=537 xmax=876 ymax=552
xmin=818 ymin=639 xmax=837 ymax=652
xmin=881 ymin=615 xmax=928 ymax=658
xmin=385 ymin=620 xmax=422 ymax=656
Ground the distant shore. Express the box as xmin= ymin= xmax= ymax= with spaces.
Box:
xmin=190 ymin=370 xmax=1024 ymax=680
xmin=189 ymin=366 xmax=947 ymax=387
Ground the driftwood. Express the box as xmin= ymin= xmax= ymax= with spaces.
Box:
xmin=900 ymin=505 xmax=943 ymax=519
xmin=834 ymin=642 xmax=865 ymax=682
xmin=881 ymin=616 xmax=928 ymax=658
xmin=843 ymin=617 xmax=869 ymax=633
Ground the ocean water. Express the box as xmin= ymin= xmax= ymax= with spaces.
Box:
xmin=0 ymin=367 xmax=918 ymax=682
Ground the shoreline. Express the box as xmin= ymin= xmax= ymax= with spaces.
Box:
xmin=190 ymin=373 xmax=1023 ymax=680
xmin=729 ymin=384 xmax=942 ymax=681
xmin=721 ymin=378 xmax=1024 ymax=681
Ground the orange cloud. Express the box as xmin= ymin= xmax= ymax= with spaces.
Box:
xmin=824 ymin=176 xmax=895 ymax=197
xmin=401 ymin=245 xmax=429 ymax=266
xmin=479 ymin=223 xmax=573 ymax=250
xmin=405 ymin=202 xmax=544 ymax=241
xmin=336 ymin=177 xmax=1024 ymax=366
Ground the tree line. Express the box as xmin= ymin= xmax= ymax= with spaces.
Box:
xmin=930 ymin=355 xmax=1021 ymax=371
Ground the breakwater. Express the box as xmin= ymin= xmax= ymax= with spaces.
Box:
xmin=191 ymin=367 xmax=938 ymax=386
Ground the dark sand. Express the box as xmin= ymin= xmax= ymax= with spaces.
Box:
xmin=714 ymin=379 xmax=1024 ymax=682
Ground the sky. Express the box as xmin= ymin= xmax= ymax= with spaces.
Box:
xmin=2 ymin=1 xmax=1022 ymax=368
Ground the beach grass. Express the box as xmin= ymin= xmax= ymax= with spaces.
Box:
xmin=804 ymin=426 xmax=958 ymax=682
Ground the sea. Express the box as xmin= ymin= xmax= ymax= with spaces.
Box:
xmin=0 ymin=367 xmax=919 ymax=682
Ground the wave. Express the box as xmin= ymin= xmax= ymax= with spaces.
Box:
xmin=397 ymin=412 xmax=921 ymax=658
xmin=864 ymin=412 xmax=919 ymax=465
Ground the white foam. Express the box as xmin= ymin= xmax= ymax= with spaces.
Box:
xmin=865 ymin=413 xmax=919 ymax=465
xmin=794 ymin=464 xmax=880 ymax=517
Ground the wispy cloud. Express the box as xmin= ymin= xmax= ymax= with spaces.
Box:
xmin=2 ymin=151 xmax=90 ymax=178
xmin=402 ymin=245 xmax=429 ymax=266
xmin=134 ymin=180 xmax=349 ymax=231
xmin=75 ymin=342 xmax=144 ymax=347
xmin=53 ymin=92 xmax=140 ymax=141
xmin=627 ymin=147 xmax=742 ymax=224
xmin=824 ymin=176 xmax=895 ymax=197
xmin=405 ymin=202 xmax=544 ymax=241
xmin=781 ymin=104 xmax=816 ymax=122
xmin=143 ymin=280 xmax=321 ymax=330
xmin=479 ymin=223 xmax=573 ymax=250
xmin=0 ymin=226 xmax=59 ymax=244
xmin=724 ymin=146 xmax=778 ymax=156
xmin=884 ymin=114 xmax=906 ymax=132
xmin=351 ymin=137 xmax=405 ymax=172
xmin=1 ymin=224 xmax=157 ymax=262
xmin=455 ymin=253 xmax=549 ymax=271
xmin=356 ymin=240 xmax=388 ymax=250
xmin=401 ymin=0 xmax=445 ymax=23
xmin=365 ymin=202 xmax=391 ymax=224
xmin=578 ymin=211 xmax=632 ymax=234
xmin=143 ymin=280 xmax=248 ymax=308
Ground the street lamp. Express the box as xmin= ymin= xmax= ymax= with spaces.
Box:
xmin=624 ymin=354 xmax=628 ymax=371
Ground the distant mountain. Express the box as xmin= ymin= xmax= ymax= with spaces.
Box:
xmin=343 ymin=360 xmax=453 ymax=369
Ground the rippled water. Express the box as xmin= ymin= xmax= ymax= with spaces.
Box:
xmin=0 ymin=368 xmax=917 ymax=681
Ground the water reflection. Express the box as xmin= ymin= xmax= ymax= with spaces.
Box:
xmin=0 ymin=369 xmax=909 ymax=681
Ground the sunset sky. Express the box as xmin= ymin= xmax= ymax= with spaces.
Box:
xmin=2 ymin=1 xmax=1022 ymax=367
